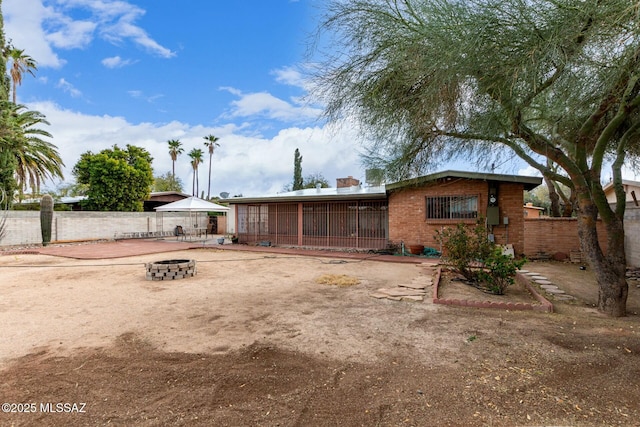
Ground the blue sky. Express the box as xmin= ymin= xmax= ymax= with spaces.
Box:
xmin=4 ymin=0 xmax=365 ymax=197
xmin=6 ymin=0 xmax=634 ymax=198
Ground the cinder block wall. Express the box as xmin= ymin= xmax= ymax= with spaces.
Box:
xmin=625 ymin=207 xmax=640 ymax=268
xmin=0 ymin=211 xmax=210 ymax=246
xmin=388 ymin=179 xmax=526 ymax=254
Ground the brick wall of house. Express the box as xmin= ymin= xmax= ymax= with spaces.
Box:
xmin=523 ymin=217 xmax=608 ymax=258
xmin=388 ymin=179 xmax=527 ymax=254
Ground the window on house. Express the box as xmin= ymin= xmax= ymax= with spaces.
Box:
xmin=426 ymin=195 xmax=478 ymax=219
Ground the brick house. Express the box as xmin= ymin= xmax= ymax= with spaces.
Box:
xmin=225 ymin=170 xmax=541 ymax=255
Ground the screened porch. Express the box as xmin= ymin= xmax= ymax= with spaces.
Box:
xmin=236 ymin=200 xmax=389 ymax=249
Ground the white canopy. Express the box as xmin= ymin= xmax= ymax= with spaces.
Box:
xmin=155 ymin=196 xmax=229 ymax=212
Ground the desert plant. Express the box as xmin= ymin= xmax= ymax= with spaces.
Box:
xmin=40 ymin=194 xmax=53 ymax=246
xmin=435 ymin=222 xmax=493 ymax=281
xmin=478 ymin=247 xmax=526 ymax=295
xmin=436 ymin=221 xmax=524 ymax=294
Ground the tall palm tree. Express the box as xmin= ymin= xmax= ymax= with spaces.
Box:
xmin=167 ymin=139 xmax=183 ymax=180
xmin=10 ymin=104 xmax=64 ymax=200
xmin=5 ymin=47 xmax=37 ymax=104
xmin=187 ymin=148 xmax=204 ymax=196
xmin=203 ymin=134 xmax=220 ymax=200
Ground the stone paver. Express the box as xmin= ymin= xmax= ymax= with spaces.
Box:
xmin=534 ymin=279 xmax=553 ymax=285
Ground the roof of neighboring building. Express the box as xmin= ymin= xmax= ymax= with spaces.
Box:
xmin=223 ymin=185 xmax=387 ymax=204
xmin=602 ymin=179 xmax=640 ymax=193
xmin=524 ymin=203 xmax=545 ymax=211
xmin=385 ymin=170 xmax=542 ymax=191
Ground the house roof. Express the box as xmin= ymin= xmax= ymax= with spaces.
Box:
xmin=222 ymin=170 xmax=542 ymax=204
xmin=223 ymin=185 xmax=387 ymax=204
xmin=385 ymin=170 xmax=542 ymax=191
xmin=602 ymin=179 xmax=640 ymax=194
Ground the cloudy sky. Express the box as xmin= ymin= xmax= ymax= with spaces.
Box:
xmin=4 ymin=0 xmax=372 ymax=197
xmin=5 ymin=0 xmax=635 ymax=199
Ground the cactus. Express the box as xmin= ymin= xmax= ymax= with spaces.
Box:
xmin=40 ymin=194 xmax=54 ymax=246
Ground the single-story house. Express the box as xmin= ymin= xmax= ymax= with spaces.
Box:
xmin=223 ymin=170 xmax=542 ymax=256
xmin=523 ymin=202 xmax=546 ymax=218
xmin=603 ymin=179 xmax=640 ymax=208
xmin=144 ymin=191 xmax=192 ymax=211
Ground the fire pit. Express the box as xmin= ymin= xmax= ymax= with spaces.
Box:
xmin=145 ymin=259 xmax=196 ymax=281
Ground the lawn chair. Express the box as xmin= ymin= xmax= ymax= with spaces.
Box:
xmin=174 ymin=225 xmax=186 ymax=241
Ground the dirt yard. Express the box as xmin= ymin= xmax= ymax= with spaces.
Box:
xmin=1 ymin=248 xmax=639 ymax=426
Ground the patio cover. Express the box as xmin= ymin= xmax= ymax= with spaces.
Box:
xmin=154 ymin=196 xmax=229 ymax=212
xmin=154 ymin=197 xmax=229 ymax=237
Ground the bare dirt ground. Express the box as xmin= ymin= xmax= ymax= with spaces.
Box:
xmin=1 ymin=248 xmax=639 ymax=426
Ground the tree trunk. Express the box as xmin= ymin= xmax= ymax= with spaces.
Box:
xmin=576 ymin=196 xmax=628 ymax=317
xmin=544 ymin=176 xmax=562 ymax=217
xmin=207 ymin=153 xmax=212 ymax=200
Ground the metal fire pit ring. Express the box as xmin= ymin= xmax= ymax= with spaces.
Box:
xmin=145 ymin=259 xmax=196 ymax=281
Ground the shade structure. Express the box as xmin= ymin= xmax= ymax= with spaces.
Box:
xmin=154 ymin=197 xmax=229 ymax=238
xmin=154 ymin=196 xmax=229 ymax=212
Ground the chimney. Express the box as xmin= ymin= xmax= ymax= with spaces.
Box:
xmin=336 ymin=176 xmax=360 ymax=188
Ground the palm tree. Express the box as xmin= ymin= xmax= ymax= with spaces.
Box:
xmin=187 ymin=148 xmax=204 ymax=196
xmin=5 ymin=47 xmax=37 ymax=104
xmin=167 ymin=139 xmax=183 ymax=180
xmin=203 ymin=134 xmax=220 ymax=200
xmin=10 ymin=104 xmax=64 ymax=200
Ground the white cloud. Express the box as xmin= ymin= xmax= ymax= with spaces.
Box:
xmin=4 ymin=0 xmax=174 ymax=69
xmin=45 ymin=15 xmax=97 ymax=49
xmin=56 ymin=78 xmax=83 ymax=98
xmin=102 ymin=55 xmax=134 ymax=68
xmin=221 ymin=87 xmax=323 ymax=124
xmin=272 ymin=66 xmax=306 ymax=89
xmin=4 ymin=0 xmax=65 ymax=68
xmin=29 ymin=101 xmax=364 ymax=197
xmin=517 ymin=166 xmax=542 ymax=177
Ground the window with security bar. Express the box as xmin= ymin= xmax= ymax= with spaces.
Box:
xmin=426 ymin=195 xmax=478 ymax=219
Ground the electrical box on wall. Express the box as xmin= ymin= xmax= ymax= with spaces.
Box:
xmin=488 ymin=183 xmax=499 ymax=207
xmin=487 ymin=206 xmax=500 ymax=225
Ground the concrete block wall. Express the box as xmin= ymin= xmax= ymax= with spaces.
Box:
xmin=388 ymin=179 xmax=527 ymax=254
xmin=0 ymin=211 xmax=216 ymax=246
xmin=624 ymin=207 xmax=640 ymax=268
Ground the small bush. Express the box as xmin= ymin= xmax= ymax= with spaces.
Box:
xmin=477 ymin=247 xmax=526 ymax=295
xmin=435 ymin=221 xmax=524 ymax=295
xmin=435 ymin=222 xmax=493 ymax=281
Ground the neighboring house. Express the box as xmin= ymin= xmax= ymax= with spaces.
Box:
xmin=523 ymin=202 xmax=546 ymax=218
xmin=224 ymin=170 xmax=542 ymax=255
xmin=603 ymin=179 xmax=640 ymax=208
xmin=144 ymin=191 xmax=191 ymax=212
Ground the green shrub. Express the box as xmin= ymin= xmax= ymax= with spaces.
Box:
xmin=478 ymin=247 xmax=526 ymax=295
xmin=435 ymin=221 xmax=524 ymax=294
xmin=435 ymin=222 xmax=493 ymax=281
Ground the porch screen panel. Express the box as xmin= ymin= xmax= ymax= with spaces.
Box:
xmin=328 ymin=202 xmax=357 ymax=247
xmin=236 ymin=205 xmax=248 ymax=243
xmin=237 ymin=204 xmax=269 ymax=243
xmin=302 ymin=202 xmax=328 ymax=247
xmin=302 ymin=200 xmax=388 ymax=249
xmin=358 ymin=201 xmax=388 ymax=248
xmin=268 ymin=203 xmax=298 ymax=245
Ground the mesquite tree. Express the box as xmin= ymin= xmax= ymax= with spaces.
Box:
xmin=314 ymin=0 xmax=640 ymax=316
